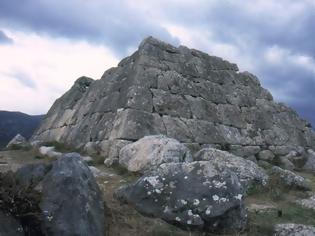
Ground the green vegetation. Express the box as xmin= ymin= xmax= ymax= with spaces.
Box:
xmin=245 ymin=169 xmax=315 ymax=236
xmin=247 ymin=202 xmax=315 ymax=236
xmin=42 ymin=141 xmax=79 ymax=153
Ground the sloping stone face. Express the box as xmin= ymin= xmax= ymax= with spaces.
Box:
xmin=32 ymin=37 xmax=315 ymax=165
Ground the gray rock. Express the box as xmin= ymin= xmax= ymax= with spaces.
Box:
xmin=110 ymin=108 xmax=166 ymax=140
xmin=6 ymin=134 xmax=29 ymax=150
xmin=31 ymin=36 xmax=315 ymax=167
xmin=274 ymin=223 xmax=315 ymax=236
xmin=258 ymin=160 xmax=273 ymax=169
xmin=119 ymin=135 xmax=192 ymax=173
xmin=104 ymin=139 xmax=132 ymax=167
xmin=39 ymin=154 xmax=105 ymax=236
xmin=279 ymin=156 xmax=296 ymax=171
xmin=15 ymin=163 xmax=52 ymax=188
xmin=89 ymin=166 xmax=108 ymax=177
xmin=195 ymin=148 xmax=268 ymax=190
xmin=269 ymin=145 xmax=292 ymax=156
xmin=83 ymin=141 xmax=100 ymax=155
xmin=0 ymin=211 xmax=24 ymax=236
xmin=258 ymin=150 xmax=275 ymax=162
xmin=1 ymin=154 xmax=105 ymax=235
xmin=303 ymin=149 xmax=315 ymax=171
xmin=115 ymin=161 xmax=247 ymax=233
xmin=271 ymin=166 xmax=311 ymax=191
xmin=295 ymin=194 xmax=315 ymax=210
xmin=229 ymin=145 xmax=261 ymax=158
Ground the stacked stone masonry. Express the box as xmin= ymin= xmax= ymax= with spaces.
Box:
xmin=32 ymin=37 xmax=315 ymax=166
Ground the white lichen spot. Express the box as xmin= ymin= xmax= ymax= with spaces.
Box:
xmin=175 ymin=217 xmax=181 ymax=222
xmin=144 ymin=176 xmax=160 ymax=188
xmin=47 ymin=216 xmax=53 ymax=222
xmin=163 ymin=206 xmax=170 ymax=213
xmin=187 ymin=220 xmax=192 ymax=225
xmin=205 ymin=207 xmax=211 ymax=215
xmin=184 ymin=176 xmax=188 ymax=180
xmin=169 ymin=181 xmax=176 ymax=189
xmin=193 ymin=199 xmax=200 ymax=206
xmin=212 ymin=180 xmax=226 ymax=188
xmin=219 ymin=197 xmax=228 ymax=203
xmin=147 ymin=191 xmax=152 ymax=195
xmin=212 ymin=195 xmax=219 ymax=201
xmin=155 ymin=189 xmax=161 ymax=194
xmin=180 ymin=199 xmax=187 ymax=205
xmin=188 ymin=210 xmax=193 ymax=216
xmin=234 ymin=194 xmax=243 ymax=200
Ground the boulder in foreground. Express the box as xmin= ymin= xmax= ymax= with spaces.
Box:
xmin=0 ymin=154 xmax=106 ymax=236
xmin=115 ymin=161 xmax=247 ymax=234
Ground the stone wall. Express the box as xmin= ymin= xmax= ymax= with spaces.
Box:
xmin=32 ymin=37 xmax=315 ymax=166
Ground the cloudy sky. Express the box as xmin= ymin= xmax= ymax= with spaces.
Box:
xmin=0 ymin=0 xmax=314 ymax=126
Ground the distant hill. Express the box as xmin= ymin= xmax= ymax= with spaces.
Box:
xmin=0 ymin=111 xmax=44 ymax=148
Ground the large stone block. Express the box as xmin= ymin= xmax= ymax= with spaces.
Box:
xmin=162 ymin=116 xmax=194 ymax=142
xmin=152 ymin=89 xmax=192 ymax=118
xmin=185 ymin=95 xmax=219 ymax=122
xmin=110 ymin=108 xmax=166 ymax=140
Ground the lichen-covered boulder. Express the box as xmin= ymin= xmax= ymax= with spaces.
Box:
xmin=39 ymin=154 xmax=105 ymax=236
xmin=274 ymin=223 xmax=315 ymax=236
xmin=119 ymin=135 xmax=192 ymax=173
xmin=6 ymin=134 xmax=29 ymax=150
xmin=115 ymin=161 xmax=247 ymax=234
xmin=194 ymin=148 xmax=268 ymax=190
xmin=0 ymin=155 xmax=106 ymax=235
xmin=271 ymin=166 xmax=311 ymax=191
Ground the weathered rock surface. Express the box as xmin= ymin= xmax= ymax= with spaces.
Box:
xmin=303 ymin=149 xmax=315 ymax=171
xmin=274 ymin=223 xmax=315 ymax=236
xmin=115 ymin=161 xmax=247 ymax=233
xmin=0 ymin=154 xmax=106 ymax=236
xmin=271 ymin=166 xmax=311 ymax=191
xmin=39 ymin=154 xmax=105 ymax=236
xmin=6 ymin=134 xmax=29 ymax=150
xmin=295 ymin=194 xmax=315 ymax=210
xmin=31 ymin=37 xmax=315 ymax=169
xmin=119 ymin=135 xmax=192 ymax=173
xmin=194 ymin=148 xmax=268 ymax=190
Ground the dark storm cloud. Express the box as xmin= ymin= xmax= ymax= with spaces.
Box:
xmin=0 ymin=30 xmax=13 ymax=44
xmin=257 ymin=63 xmax=315 ymax=127
xmin=0 ymin=0 xmax=179 ymax=56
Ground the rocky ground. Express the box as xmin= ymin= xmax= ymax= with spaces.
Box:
xmin=1 ymin=146 xmax=315 ymax=236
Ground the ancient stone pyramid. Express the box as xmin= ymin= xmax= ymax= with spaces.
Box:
xmin=32 ymin=36 xmax=315 ymax=163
